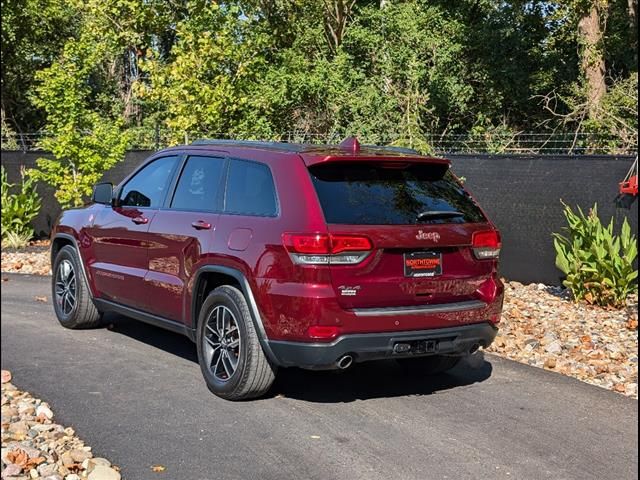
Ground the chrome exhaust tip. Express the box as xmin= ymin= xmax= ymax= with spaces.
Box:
xmin=336 ymin=354 xmax=354 ymax=370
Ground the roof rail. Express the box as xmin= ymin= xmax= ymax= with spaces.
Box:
xmin=191 ymin=139 xmax=308 ymax=152
xmin=190 ymin=138 xmax=423 ymax=156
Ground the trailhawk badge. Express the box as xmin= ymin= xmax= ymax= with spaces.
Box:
xmin=416 ymin=230 xmax=440 ymax=242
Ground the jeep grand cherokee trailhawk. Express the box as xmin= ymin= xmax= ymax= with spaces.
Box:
xmin=50 ymin=137 xmax=503 ymax=400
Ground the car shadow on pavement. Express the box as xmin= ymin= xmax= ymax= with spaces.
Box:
xmin=273 ymin=353 xmax=493 ymax=403
xmin=104 ymin=313 xmax=493 ymax=402
xmin=104 ymin=313 xmax=199 ymax=363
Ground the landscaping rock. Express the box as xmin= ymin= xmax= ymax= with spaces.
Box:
xmin=487 ymin=280 xmax=638 ymax=398
xmin=87 ymin=465 xmax=121 ymax=480
xmin=1 ymin=372 xmax=119 ymax=479
xmin=2 ymin=244 xmax=638 ymax=399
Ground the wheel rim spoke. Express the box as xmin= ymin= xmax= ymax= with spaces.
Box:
xmin=221 ymin=351 xmax=232 ymax=378
xmin=213 ymin=351 xmax=223 ymax=375
xmin=55 ymin=260 xmax=76 ymax=316
xmin=204 ymin=304 xmax=241 ymax=382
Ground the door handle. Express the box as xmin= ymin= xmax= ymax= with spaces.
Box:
xmin=191 ymin=220 xmax=212 ymax=230
xmin=132 ymin=216 xmax=149 ymax=225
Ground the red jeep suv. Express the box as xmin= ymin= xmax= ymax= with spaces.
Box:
xmin=50 ymin=137 xmax=503 ymax=400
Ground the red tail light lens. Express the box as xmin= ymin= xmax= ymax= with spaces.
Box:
xmin=330 ymin=235 xmax=373 ymax=254
xmin=282 ymin=233 xmax=373 ymax=265
xmin=282 ymin=233 xmax=331 ymax=254
xmin=472 ymin=230 xmax=501 ymax=259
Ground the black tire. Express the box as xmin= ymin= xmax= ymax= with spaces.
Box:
xmin=196 ymin=285 xmax=276 ymax=400
xmin=51 ymin=245 xmax=102 ymax=329
xmin=396 ymin=355 xmax=462 ymax=375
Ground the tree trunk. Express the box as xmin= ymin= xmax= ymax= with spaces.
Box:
xmin=629 ymin=0 xmax=637 ymax=31
xmin=578 ymin=3 xmax=607 ymax=120
xmin=323 ymin=0 xmax=356 ymax=53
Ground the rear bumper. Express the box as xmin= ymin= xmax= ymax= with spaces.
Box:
xmin=268 ymin=322 xmax=498 ymax=369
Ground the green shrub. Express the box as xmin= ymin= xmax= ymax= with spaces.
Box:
xmin=2 ymin=231 xmax=33 ymax=250
xmin=553 ymin=203 xmax=638 ymax=308
xmin=1 ymin=166 xmax=42 ymax=247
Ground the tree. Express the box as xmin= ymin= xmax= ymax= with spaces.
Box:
xmin=29 ymin=39 xmax=128 ymax=207
xmin=1 ymin=0 xmax=80 ymax=133
xmin=135 ymin=2 xmax=274 ymax=143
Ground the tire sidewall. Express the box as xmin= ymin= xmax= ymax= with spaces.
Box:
xmin=196 ymin=288 xmax=250 ymax=397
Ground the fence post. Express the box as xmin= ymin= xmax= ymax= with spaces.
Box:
xmin=154 ymin=121 xmax=160 ymax=151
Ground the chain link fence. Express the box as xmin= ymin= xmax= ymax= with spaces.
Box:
xmin=2 ymin=130 xmax=637 ymax=155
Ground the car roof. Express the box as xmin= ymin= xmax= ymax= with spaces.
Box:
xmin=159 ymin=137 xmax=451 ymax=166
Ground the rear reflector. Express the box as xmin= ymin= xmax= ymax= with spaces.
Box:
xmin=282 ymin=233 xmax=372 ymax=265
xmin=472 ymin=230 xmax=501 ymax=260
xmin=307 ymin=325 xmax=340 ymax=339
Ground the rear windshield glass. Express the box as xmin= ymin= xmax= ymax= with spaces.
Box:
xmin=309 ymin=162 xmax=486 ymax=225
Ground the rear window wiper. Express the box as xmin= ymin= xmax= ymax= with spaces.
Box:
xmin=416 ymin=210 xmax=465 ymax=222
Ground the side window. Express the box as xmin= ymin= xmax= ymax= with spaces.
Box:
xmin=120 ymin=156 xmax=179 ymax=208
xmin=225 ymin=160 xmax=277 ymax=216
xmin=171 ymin=156 xmax=225 ymax=211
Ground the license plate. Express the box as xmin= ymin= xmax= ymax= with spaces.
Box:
xmin=403 ymin=251 xmax=442 ymax=277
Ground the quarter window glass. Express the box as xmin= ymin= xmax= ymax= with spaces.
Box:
xmin=225 ymin=160 xmax=277 ymax=216
xmin=120 ymin=156 xmax=179 ymax=207
xmin=171 ymin=156 xmax=225 ymax=211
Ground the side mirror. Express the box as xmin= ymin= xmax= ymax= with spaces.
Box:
xmin=92 ymin=182 xmax=113 ymax=205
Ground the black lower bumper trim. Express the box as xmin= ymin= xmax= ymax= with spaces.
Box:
xmin=268 ymin=322 xmax=498 ymax=369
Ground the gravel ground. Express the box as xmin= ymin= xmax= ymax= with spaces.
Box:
xmin=1 ymin=370 xmax=121 ymax=480
xmin=1 ymin=245 xmax=638 ymax=398
xmin=487 ymin=281 xmax=638 ymax=398
xmin=1 ymin=242 xmax=50 ymax=276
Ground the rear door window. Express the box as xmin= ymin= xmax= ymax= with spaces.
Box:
xmin=309 ymin=162 xmax=486 ymax=225
xmin=224 ymin=160 xmax=278 ymax=216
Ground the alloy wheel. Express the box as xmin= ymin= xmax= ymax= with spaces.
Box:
xmin=203 ymin=305 xmax=241 ymax=381
xmin=55 ymin=259 xmax=77 ymax=316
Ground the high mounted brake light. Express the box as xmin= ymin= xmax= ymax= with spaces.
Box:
xmin=471 ymin=230 xmax=501 ymax=260
xmin=282 ymin=233 xmax=373 ymax=265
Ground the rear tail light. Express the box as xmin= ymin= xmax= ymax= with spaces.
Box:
xmin=282 ymin=233 xmax=373 ymax=265
xmin=472 ymin=230 xmax=501 ymax=260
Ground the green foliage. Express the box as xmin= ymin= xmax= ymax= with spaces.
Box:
xmin=2 ymin=231 xmax=34 ymax=250
xmin=1 ymin=0 xmax=637 ymax=151
xmin=136 ymin=2 xmax=274 ymax=144
xmin=468 ymin=115 xmax=519 ymax=154
xmin=1 ymin=0 xmax=80 ymax=132
xmin=553 ymin=203 xmax=638 ymax=308
xmin=29 ymin=38 xmax=129 ymax=208
xmin=1 ymin=111 xmax=19 ymax=150
xmin=1 ymin=166 xmax=42 ymax=246
xmin=584 ymin=73 xmax=638 ymax=153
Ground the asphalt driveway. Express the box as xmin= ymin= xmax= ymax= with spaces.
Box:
xmin=1 ymin=274 xmax=637 ymax=480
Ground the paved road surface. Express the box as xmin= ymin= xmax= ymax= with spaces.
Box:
xmin=1 ymin=274 xmax=637 ymax=480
